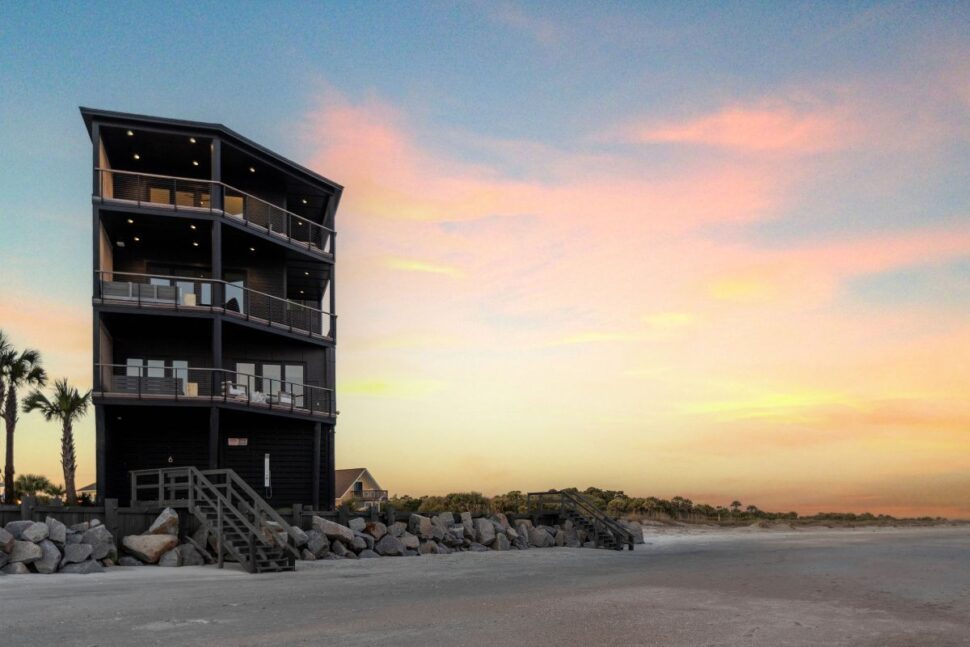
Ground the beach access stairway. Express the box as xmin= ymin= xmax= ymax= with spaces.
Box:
xmin=130 ymin=466 xmax=300 ymax=573
xmin=526 ymin=490 xmax=636 ymax=550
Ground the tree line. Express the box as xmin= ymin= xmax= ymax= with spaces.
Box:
xmin=0 ymin=330 xmax=91 ymax=505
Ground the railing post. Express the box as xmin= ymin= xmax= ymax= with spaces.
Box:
xmin=130 ymin=472 xmax=137 ymax=505
xmin=217 ymin=496 xmax=224 ymax=569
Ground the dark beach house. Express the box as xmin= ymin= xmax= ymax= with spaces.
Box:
xmin=83 ymin=108 xmax=341 ymax=509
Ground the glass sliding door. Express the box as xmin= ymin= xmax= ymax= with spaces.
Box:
xmin=172 ymin=360 xmax=188 ymax=395
xmin=261 ymin=364 xmax=281 ymax=399
xmin=236 ymin=363 xmax=256 ymax=398
xmin=285 ymin=364 xmax=304 ymax=407
xmin=225 ymin=271 xmax=246 ymax=314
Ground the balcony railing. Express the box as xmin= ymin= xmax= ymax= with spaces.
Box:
xmin=95 ymin=168 xmax=333 ymax=257
xmin=95 ymin=363 xmax=334 ymax=419
xmin=355 ymin=489 xmax=389 ymax=502
xmin=95 ymin=271 xmax=334 ymax=340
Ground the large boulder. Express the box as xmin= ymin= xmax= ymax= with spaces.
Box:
xmin=492 ymin=534 xmax=511 ymax=551
xmin=621 ymin=520 xmax=645 ymax=544
xmin=358 ymin=549 xmax=380 ymax=559
xmin=289 ymin=526 xmax=309 ymax=547
xmin=122 ymin=534 xmax=178 ymax=563
xmin=0 ymin=527 xmax=13 ymax=553
xmin=364 ymin=521 xmax=387 ymax=541
xmin=354 ymin=531 xmax=375 ymax=551
xmin=408 ymin=514 xmax=434 ymax=540
xmin=34 ymin=540 xmax=61 ymax=574
xmin=305 ymin=530 xmax=329 ymax=557
xmin=301 ymin=549 xmax=317 ymax=561
xmin=147 ymin=508 xmax=179 ymax=535
xmin=22 ymin=521 xmax=49 ymax=543
xmin=374 ymin=534 xmax=406 ymax=557
xmin=8 ymin=540 xmax=43 ymax=564
xmin=81 ymin=525 xmax=116 ymax=560
xmin=159 ymin=546 xmax=183 ymax=567
xmin=118 ymin=556 xmax=142 ymax=567
xmin=468 ymin=542 xmax=489 ymax=552
xmin=432 ymin=512 xmax=455 ymax=531
xmin=562 ymin=528 xmax=582 ymax=548
xmin=491 ymin=513 xmax=511 ymax=530
xmin=528 ymin=527 xmax=553 ymax=548
xmin=260 ymin=521 xmax=288 ymax=548
xmin=418 ymin=540 xmax=435 ymax=555
xmin=61 ymin=543 xmax=93 ymax=566
xmin=389 ymin=522 xmax=407 ymax=538
xmin=399 ymin=532 xmax=419 ymax=550
xmin=311 ymin=516 xmax=354 ymax=544
xmin=330 ymin=540 xmax=350 ymax=557
xmin=474 ymin=518 xmax=496 ymax=546
xmin=2 ymin=562 xmax=30 ymax=575
xmin=460 ymin=512 xmax=475 ymax=537
xmin=351 ymin=536 xmax=369 ymax=553
xmin=4 ymin=520 xmax=33 ymax=540
xmin=45 ymin=517 xmax=67 ymax=546
xmin=60 ymin=560 xmax=104 ymax=574
xmin=348 ymin=517 xmax=366 ymax=533
xmin=65 ymin=532 xmax=82 ymax=545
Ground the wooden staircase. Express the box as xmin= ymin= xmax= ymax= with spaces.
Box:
xmin=130 ymin=466 xmax=300 ymax=573
xmin=526 ymin=490 xmax=636 ymax=550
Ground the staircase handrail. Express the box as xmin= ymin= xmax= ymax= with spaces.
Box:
xmin=201 ymin=468 xmax=302 ymax=558
xmin=561 ymin=490 xmax=635 ymax=547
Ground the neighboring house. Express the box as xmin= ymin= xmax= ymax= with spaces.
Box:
xmin=78 ymin=483 xmax=98 ymax=499
xmin=334 ymin=468 xmax=387 ymax=510
xmin=82 ymin=107 xmax=342 ymax=509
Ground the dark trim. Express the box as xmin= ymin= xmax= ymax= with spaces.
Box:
xmin=93 ymin=395 xmax=336 ymax=423
xmin=95 ymin=404 xmax=106 ymax=503
xmin=209 ymin=407 xmax=219 ymax=469
xmin=312 ymin=423 xmax=321 ymax=509
xmin=79 ymin=106 xmax=343 ymax=193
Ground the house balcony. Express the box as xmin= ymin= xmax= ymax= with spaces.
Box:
xmin=95 ymin=271 xmax=334 ymax=341
xmin=94 ymin=362 xmax=334 ymax=420
xmin=95 ymin=168 xmax=333 ymax=260
xmin=356 ymin=489 xmax=389 ymax=502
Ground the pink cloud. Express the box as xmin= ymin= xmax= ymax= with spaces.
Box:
xmin=627 ymin=103 xmax=853 ymax=153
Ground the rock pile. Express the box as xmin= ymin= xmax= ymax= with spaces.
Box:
xmin=0 ymin=517 xmax=116 ymax=575
xmin=296 ymin=512 xmax=641 ymax=560
xmin=120 ymin=508 xmax=206 ymax=567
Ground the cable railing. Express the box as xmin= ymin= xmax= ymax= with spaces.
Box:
xmin=95 ymin=168 xmax=333 ymax=256
xmin=95 ymin=270 xmax=334 ymax=339
xmin=95 ymin=362 xmax=335 ymax=419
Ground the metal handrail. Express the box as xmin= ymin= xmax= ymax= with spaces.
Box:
xmin=94 ymin=168 xmax=333 ymax=254
xmin=95 ymin=362 xmax=335 ymax=418
xmin=94 ymin=270 xmax=334 ymax=338
xmin=525 ymin=490 xmax=634 ymax=549
xmin=204 ymin=468 xmax=304 ymax=551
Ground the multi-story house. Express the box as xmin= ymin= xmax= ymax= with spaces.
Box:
xmin=82 ymin=107 xmax=341 ymax=509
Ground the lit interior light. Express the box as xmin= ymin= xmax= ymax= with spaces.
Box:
xmin=249 ymin=166 xmax=256 ymax=173
xmin=297 ymin=221 xmax=303 ymax=226
xmin=301 ymin=199 xmax=307 ymax=204
xmin=127 ymin=218 xmax=134 ymax=224
xmin=192 ymin=241 xmax=199 ymax=247
xmin=300 ymin=290 xmax=304 ymax=294
xmin=304 ymin=271 xmax=309 ymax=276
xmin=133 ymin=236 xmax=140 ymax=242
xmin=249 ymin=246 xmax=255 ymax=252
xmin=189 ymin=137 xmax=197 ymax=144
xmin=192 ymin=160 xmax=199 ymax=166
xmin=126 ymin=130 xmax=133 ymax=136
xmin=133 ymin=153 xmax=140 ymax=160
xmin=189 ymin=224 xmax=197 ymax=230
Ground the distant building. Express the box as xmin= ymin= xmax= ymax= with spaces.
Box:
xmin=82 ymin=107 xmax=341 ymax=509
xmin=334 ymin=468 xmax=387 ymax=510
xmin=78 ymin=483 xmax=98 ymax=499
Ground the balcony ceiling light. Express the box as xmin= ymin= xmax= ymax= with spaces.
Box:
xmin=133 ymin=236 xmax=140 ymax=242
xmin=192 ymin=241 xmax=199 ymax=247
xmin=190 ymin=224 xmax=197 ymax=230
xmin=192 ymin=160 xmax=199 ymax=166
xmin=189 ymin=137 xmax=197 ymax=144
xmin=127 ymin=218 xmax=134 ymax=224
xmin=249 ymin=246 xmax=256 ymax=252
xmin=304 ymin=271 xmax=309 ymax=276
xmin=133 ymin=153 xmax=140 ymax=160
xmin=300 ymin=290 xmax=305 ymax=294
xmin=126 ymin=130 xmax=134 ymax=137
xmin=301 ymin=198 xmax=308 ymax=204
xmin=249 ymin=166 xmax=256 ymax=173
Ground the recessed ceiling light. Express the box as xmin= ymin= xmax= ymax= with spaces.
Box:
xmin=133 ymin=153 xmax=140 ymax=160
xmin=192 ymin=241 xmax=199 ymax=247
xmin=299 ymin=290 xmax=304 ymax=294
xmin=297 ymin=221 xmax=303 ymax=226
xmin=126 ymin=130 xmax=133 ymax=137
xmin=304 ymin=271 xmax=309 ymax=276
xmin=249 ymin=246 xmax=255 ymax=252
xmin=127 ymin=218 xmax=134 ymax=224
xmin=301 ymin=199 xmax=307 ymax=205
xmin=133 ymin=236 xmax=140 ymax=242
xmin=249 ymin=166 xmax=255 ymax=173
xmin=192 ymin=160 xmax=199 ymax=166
xmin=189 ymin=224 xmax=196 ymax=230
xmin=189 ymin=137 xmax=197 ymax=144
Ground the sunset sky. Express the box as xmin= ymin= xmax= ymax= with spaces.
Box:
xmin=2 ymin=3 xmax=969 ymax=517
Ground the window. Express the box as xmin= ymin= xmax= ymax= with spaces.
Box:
xmin=284 ymin=364 xmax=304 ymax=405
xmin=261 ymin=364 xmax=281 ymax=395
xmin=172 ymin=361 xmax=188 ymax=395
xmin=126 ymin=358 xmax=143 ymax=377
xmin=146 ymin=359 xmax=165 ymax=378
xmin=236 ymin=363 xmax=256 ymax=396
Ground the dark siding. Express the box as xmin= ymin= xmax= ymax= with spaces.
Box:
xmin=104 ymin=405 xmax=210 ymax=505
xmin=223 ymin=325 xmax=327 ymax=388
xmin=220 ymin=410 xmax=317 ymax=506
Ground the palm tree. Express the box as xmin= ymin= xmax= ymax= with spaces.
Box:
xmin=730 ymin=500 xmax=742 ymax=514
xmin=13 ymin=473 xmax=58 ymax=499
xmin=22 ymin=378 xmax=90 ymax=505
xmin=1 ymin=342 xmax=47 ymax=503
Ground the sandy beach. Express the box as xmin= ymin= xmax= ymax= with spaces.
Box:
xmin=2 ymin=525 xmax=967 ymax=646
